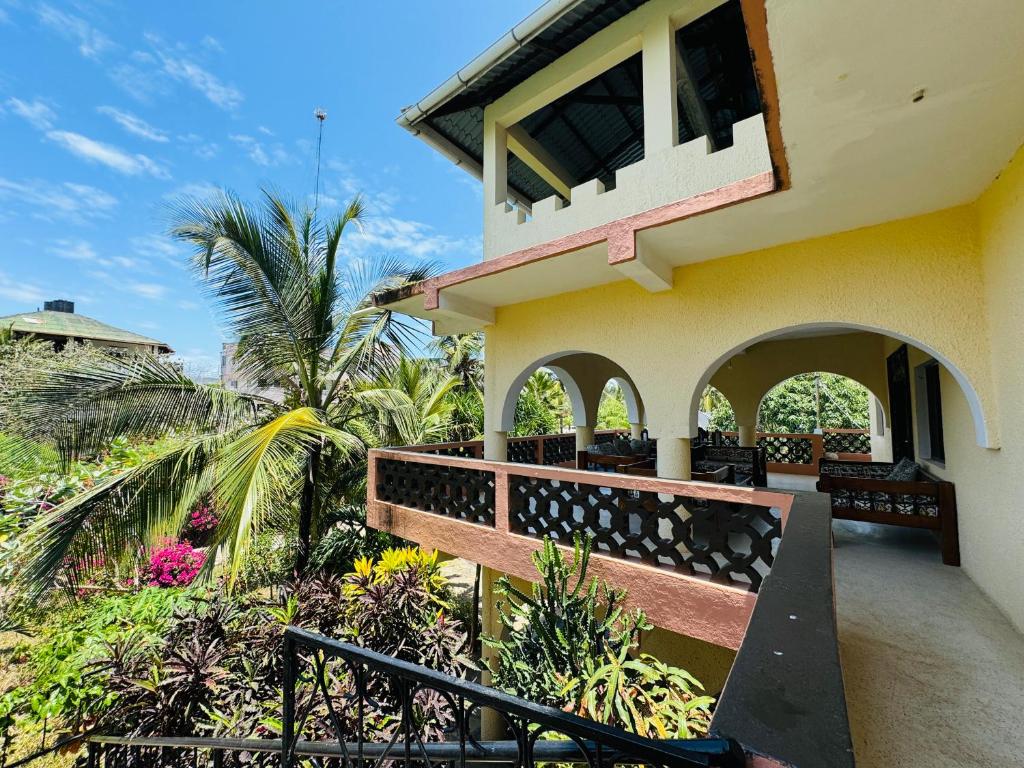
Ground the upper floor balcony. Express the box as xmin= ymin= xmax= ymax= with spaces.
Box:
xmin=389 ymin=0 xmax=787 ymax=333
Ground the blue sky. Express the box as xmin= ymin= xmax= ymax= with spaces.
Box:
xmin=0 ymin=0 xmax=536 ymax=376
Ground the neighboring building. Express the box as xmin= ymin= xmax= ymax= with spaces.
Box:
xmin=367 ymin=1 xmax=1024 ymax=766
xmin=0 ymin=299 xmax=172 ymax=354
xmin=220 ymin=342 xmax=286 ymax=402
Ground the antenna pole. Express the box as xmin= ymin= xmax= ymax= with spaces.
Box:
xmin=313 ymin=108 xmax=327 ymax=211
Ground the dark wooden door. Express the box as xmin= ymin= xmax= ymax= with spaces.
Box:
xmin=887 ymin=344 xmax=915 ymax=461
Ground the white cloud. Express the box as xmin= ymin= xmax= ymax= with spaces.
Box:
xmin=46 ymin=130 xmax=170 ymax=178
xmin=129 ymin=282 xmax=166 ymax=300
xmin=0 ymin=8 xmax=10 ymax=25
xmin=164 ymin=181 xmax=220 ymax=201
xmin=0 ymin=271 xmax=46 ymax=304
xmin=147 ymin=35 xmax=242 ymax=110
xmin=50 ymin=238 xmax=98 ymax=262
xmin=229 ymin=134 xmax=290 ymax=166
xmin=349 ymin=216 xmax=480 ymax=260
xmin=0 ymin=177 xmax=117 ymax=223
xmin=109 ymin=60 xmax=170 ymax=104
xmin=36 ymin=4 xmax=111 ymax=59
xmin=4 ymin=97 xmax=56 ymax=129
xmin=200 ymin=36 xmax=223 ymax=53
xmin=178 ymin=133 xmax=220 ymax=159
xmin=97 ymin=106 xmax=168 ymax=142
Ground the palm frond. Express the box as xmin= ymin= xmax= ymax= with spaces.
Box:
xmin=14 ymin=433 xmax=224 ymax=597
xmin=209 ymin=407 xmax=362 ymax=586
xmin=10 ymin=351 xmax=272 ymax=466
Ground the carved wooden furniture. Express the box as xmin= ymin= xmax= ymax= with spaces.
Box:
xmin=692 ymin=464 xmax=734 ymax=484
xmin=692 ymin=444 xmax=768 ymax=487
xmin=817 ymin=459 xmax=960 ymax=566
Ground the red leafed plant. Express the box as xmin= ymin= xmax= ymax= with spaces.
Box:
xmin=146 ymin=542 xmax=206 ymax=587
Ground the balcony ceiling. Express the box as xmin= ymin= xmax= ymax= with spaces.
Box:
xmin=388 ymin=0 xmax=1024 ymax=325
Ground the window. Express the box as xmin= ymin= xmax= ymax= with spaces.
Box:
xmin=915 ymin=361 xmax=945 ymax=463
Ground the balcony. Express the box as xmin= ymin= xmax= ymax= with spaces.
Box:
xmin=366 ymin=441 xmax=852 ymax=768
xmin=484 ymin=114 xmax=773 ymax=261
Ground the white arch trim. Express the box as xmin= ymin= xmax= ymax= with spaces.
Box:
xmin=688 ymin=322 xmax=992 ymax=448
xmin=499 ymin=351 xmax=588 ymax=432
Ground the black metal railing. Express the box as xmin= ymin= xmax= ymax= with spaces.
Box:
xmin=282 ymin=626 xmax=742 ymax=768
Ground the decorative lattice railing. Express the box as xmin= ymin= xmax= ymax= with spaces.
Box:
xmin=369 ymin=449 xmax=793 ymax=648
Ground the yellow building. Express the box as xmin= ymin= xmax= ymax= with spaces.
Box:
xmin=369 ymin=1 xmax=1024 ymax=765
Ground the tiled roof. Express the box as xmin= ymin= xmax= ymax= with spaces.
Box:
xmin=0 ymin=310 xmax=173 ymax=352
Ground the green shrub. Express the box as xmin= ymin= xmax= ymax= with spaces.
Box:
xmin=483 ymin=534 xmax=648 ymax=707
xmin=484 ymin=534 xmax=713 ymax=737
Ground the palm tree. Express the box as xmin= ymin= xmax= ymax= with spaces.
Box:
xmin=7 ymin=189 xmax=434 ymax=595
xmin=365 ymin=357 xmax=459 ymax=447
xmin=431 ymin=333 xmax=483 ymax=391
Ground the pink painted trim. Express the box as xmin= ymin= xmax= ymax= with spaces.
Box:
xmin=368 ymin=448 xmax=796 ymax=648
xmin=373 ymin=501 xmax=755 ymax=650
xmin=419 ymin=170 xmax=776 ymax=311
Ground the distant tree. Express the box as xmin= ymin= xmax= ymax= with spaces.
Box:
xmin=700 ymin=386 xmax=737 ymax=432
xmin=513 ymin=370 xmax=568 ymax=436
xmin=758 ymin=373 xmax=869 ymax=433
xmin=596 ymin=381 xmax=629 ymax=430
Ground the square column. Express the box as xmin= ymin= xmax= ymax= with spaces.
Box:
xmin=642 ymin=15 xmax=679 ymax=154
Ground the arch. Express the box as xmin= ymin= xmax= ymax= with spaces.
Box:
xmin=688 ymin=322 xmax=991 ymax=448
xmin=499 ymin=351 xmax=645 ymax=433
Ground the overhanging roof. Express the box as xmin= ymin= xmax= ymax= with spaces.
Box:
xmin=0 ymin=310 xmax=173 ymax=353
xmin=397 ymin=0 xmax=650 ymax=205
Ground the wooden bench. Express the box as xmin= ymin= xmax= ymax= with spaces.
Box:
xmin=692 ymin=444 xmax=767 ymax=487
xmin=817 ymin=459 xmax=960 ymax=566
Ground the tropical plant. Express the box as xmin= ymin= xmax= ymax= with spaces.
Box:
xmin=431 ymin=334 xmax=483 ymax=391
xmin=2 ymin=189 xmax=435 ymax=597
xmin=483 ymin=534 xmax=649 ymax=707
xmin=338 ymin=547 xmax=467 ymax=674
xmin=596 ymin=381 xmax=629 ymax=430
xmin=575 ymin=647 xmax=713 ymax=738
xmin=512 ymin=370 xmax=569 ymax=437
xmin=700 ymin=385 xmax=738 ymax=432
xmin=364 ymin=357 xmax=459 ymax=447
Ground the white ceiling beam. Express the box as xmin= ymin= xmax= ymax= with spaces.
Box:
xmin=506 ymin=124 xmax=577 ymax=200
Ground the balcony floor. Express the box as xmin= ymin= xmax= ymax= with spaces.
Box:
xmin=832 ymin=516 xmax=1024 ymax=767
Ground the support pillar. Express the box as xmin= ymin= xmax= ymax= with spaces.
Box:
xmin=656 ymin=437 xmax=691 ymax=480
xmin=738 ymin=425 xmax=756 ymax=448
xmin=483 ymin=120 xmax=508 ymax=208
xmin=868 ymin=395 xmax=892 ymax=462
xmin=575 ymin=425 xmax=595 ymax=451
xmin=641 ymin=15 xmax=679 ymax=154
xmin=630 ymin=422 xmax=644 ymax=440
xmin=479 ymin=566 xmax=505 ymax=738
xmin=485 ymin=431 xmax=508 ymax=461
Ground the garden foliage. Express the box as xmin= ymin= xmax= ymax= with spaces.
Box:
xmin=484 ymin=534 xmax=713 ymax=738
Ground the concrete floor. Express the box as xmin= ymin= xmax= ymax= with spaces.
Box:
xmin=445 ymin=472 xmax=1024 ymax=766
xmin=831 ymin=520 xmax=1024 ymax=766
xmin=766 ymin=472 xmax=1024 ymax=766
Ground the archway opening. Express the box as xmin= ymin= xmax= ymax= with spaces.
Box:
xmin=756 ymin=372 xmax=871 ymax=434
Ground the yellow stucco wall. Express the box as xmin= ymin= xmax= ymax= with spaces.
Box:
xmin=483 ymin=145 xmax=1024 ymax=631
xmin=485 ymin=204 xmax=995 ymax=448
xmin=708 ymin=331 xmax=890 ymax=425
xmin=916 ymin=143 xmax=1024 ymax=632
